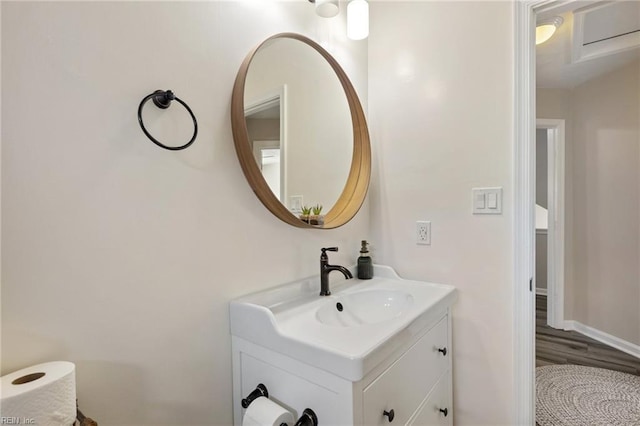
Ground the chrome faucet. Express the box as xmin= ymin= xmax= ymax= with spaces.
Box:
xmin=320 ymin=247 xmax=353 ymax=296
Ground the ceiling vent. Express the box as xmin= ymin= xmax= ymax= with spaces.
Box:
xmin=572 ymin=1 xmax=640 ymax=63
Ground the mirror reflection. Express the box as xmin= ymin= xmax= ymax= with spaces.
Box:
xmin=246 ymin=96 xmax=283 ymax=200
xmin=243 ymin=37 xmax=353 ymax=216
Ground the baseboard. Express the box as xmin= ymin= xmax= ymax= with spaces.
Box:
xmin=536 ymin=287 xmax=548 ymax=296
xmin=564 ymin=320 xmax=640 ymax=360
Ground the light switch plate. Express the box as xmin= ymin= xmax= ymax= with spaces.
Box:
xmin=472 ymin=187 xmax=502 ymax=214
xmin=289 ymin=195 xmax=303 ymax=215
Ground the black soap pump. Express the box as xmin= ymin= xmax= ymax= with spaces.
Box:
xmin=357 ymin=240 xmax=373 ymax=279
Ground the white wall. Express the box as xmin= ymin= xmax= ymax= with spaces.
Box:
xmin=368 ymin=2 xmax=515 ymax=425
xmin=536 ymin=129 xmax=548 ymax=209
xmin=536 ymin=232 xmax=548 ymax=291
xmin=571 ymin=59 xmax=640 ymax=345
xmin=535 ymin=130 xmax=548 ymax=291
xmin=1 ymin=2 xmax=368 ymax=425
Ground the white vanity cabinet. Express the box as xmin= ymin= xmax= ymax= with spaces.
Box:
xmin=232 ymin=309 xmax=453 ymax=425
xmin=230 ymin=266 xmax=456 ymax=425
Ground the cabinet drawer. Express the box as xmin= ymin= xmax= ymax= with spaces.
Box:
xmin=362 ymin=317 xmax=449 ymax=425
xmin=409 ymin=374 xmax=451 ymax=425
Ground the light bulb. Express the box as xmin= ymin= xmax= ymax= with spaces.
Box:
xmin=347 ymin=0 xmax=369 ymax=40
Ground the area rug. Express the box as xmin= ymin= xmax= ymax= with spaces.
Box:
xmin=536 ymin=364 xmax=640 ymax=426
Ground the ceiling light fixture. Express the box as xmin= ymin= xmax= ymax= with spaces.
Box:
xmin=536 ymin=16 xmax=563 ymax=45
xmin=347 ymin=0 xmax=369 ymax=40
xmin=310 ymin=0 xmax=340 ymax=18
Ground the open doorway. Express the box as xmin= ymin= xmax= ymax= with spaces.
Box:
xmin=515 ymin=0 xmax=640 ymax=423
xmin=535 ymin=119 xmax=565 ymax=330
xmin=534 ymin=0 xmax=640 ymax=362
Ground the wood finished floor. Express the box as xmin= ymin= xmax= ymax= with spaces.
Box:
xmin=536 ymin=294 xmax=640 ymax=376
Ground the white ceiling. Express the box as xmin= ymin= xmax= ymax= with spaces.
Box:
xmin=536 ymin=1 xmax=640 ymax=89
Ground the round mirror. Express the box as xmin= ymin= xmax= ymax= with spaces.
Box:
xmin=231 ymin=33 xmax=370 ymax=229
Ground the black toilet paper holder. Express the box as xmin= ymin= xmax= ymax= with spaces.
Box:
xmin=294 ymin=408 xmax=318 ymax=426
xmin=242 ymin=383 xmax=318 ymax=426
xmin=241 ymin=383 xmax=269 ymax=408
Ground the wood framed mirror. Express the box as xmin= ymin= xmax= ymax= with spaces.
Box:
xmin=231 ymin=33 xmax=370 ymax=229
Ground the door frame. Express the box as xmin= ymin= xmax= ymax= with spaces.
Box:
xmin=513 ymin=1 xmax=569 ymax=423
xmin=244 ymin=85 xmax=288 ymax=204
xmin=536 ymin=119 xmax=565 ymax=330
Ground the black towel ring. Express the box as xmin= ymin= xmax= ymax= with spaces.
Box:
xmin=137 ymin=89 xmax=198 ymax=151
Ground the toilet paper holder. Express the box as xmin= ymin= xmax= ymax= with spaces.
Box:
xmin=242 ymin=384 xmax=318 ymax=426
xmin=294 ymin=408 xmax=318 ymax=426
xmin=242 ymin=383 xmax=269 ymax=408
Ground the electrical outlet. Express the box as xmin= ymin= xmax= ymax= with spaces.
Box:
xmin=416 ymin=221 xmax=431 ymax=245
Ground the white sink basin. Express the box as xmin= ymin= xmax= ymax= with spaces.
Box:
xmin=315 ymin=289 xmax=413 ymax=327
xmin=230 ymin=265 xmax=456 ymax=381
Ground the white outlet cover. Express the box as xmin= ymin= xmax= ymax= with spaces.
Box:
xmin=416 ymin=221 xmax=431 ymax=245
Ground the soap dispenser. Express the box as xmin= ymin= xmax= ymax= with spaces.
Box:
xmin=357 ymin=240 xmax=373 ymax=279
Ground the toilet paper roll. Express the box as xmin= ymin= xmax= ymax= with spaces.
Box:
xmin=1 ymin=361 xmax=76 ymax=426
xmin=242 ymin=396 xmax=294 ymax=426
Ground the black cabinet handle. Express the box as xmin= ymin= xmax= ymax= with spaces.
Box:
xmin=438 ymin=347 xmax=447 ymax=356
xmin=439 ymin=408 xmax=448 ymax=417
xmin=383 ymin=409 xmax=395 ymax=422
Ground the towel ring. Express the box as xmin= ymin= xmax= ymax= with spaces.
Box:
xmin=137 ymin=89 xmax=198 ymax=151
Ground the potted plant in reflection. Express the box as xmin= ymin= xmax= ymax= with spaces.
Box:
xmin=310 ymin=204 xmax=324 ymax=226
xmin=300 ymin=206 xmax=312 ymax=224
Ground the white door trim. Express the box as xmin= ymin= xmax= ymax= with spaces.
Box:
xmin=244 ymin=85 xmax=288 ymax=203
xmin=536 ymin=119 xmax=565 ymax=330
xmin=515 ymin=0 xmax=583 ymax=423
xmin=514 ymin=2 xmax=536 ymax=423
xmin=513 ymin=1 xmax=565 ymax=423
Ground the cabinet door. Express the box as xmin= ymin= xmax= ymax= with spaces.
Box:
xmin=362 ymin=317 xmax=449 ymax=425
xmin=240 ymin=353 xmax=354 ymax=425
xmin=409 ymin=375 xmax=451 ymax=426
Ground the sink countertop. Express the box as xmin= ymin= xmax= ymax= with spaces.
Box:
xmin=229 ymin=265 xmax=457 ymax=381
